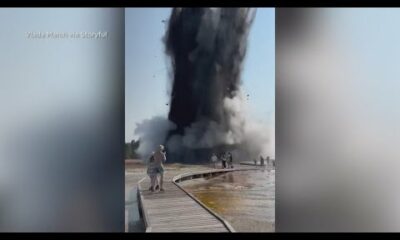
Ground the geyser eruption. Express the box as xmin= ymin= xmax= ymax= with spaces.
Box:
xmin=165 ymin=8 xmax=255 ymax=132
xmin=133 ymin=8 xmax=272 ymax=163
xmin=162 ymin=7 xmax=270 ymax=162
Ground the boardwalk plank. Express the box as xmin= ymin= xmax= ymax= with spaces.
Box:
xmin=139 ymin=184 xmax=229 ymax=232
xmin=151 ymin=224 xmax=228 ymax=232
xmin=149 ymin=215 xmax=217 ymax=224
xmin=150 ymin=219 xmax=222 ymax=227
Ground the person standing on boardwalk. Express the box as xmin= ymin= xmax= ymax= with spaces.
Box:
xmin=260 ymin=156 xmax=265 ymax=166
xmin=147 ymin=152 xmax=159 ymax=192
xmin=210 ymin=153 xmax=218 ymax=169
xmin=153 ymin=145 xmax=167 ymax=191
xmin=228 ymin=152 xmax=234 ymax=168
xmin=221 ymin=152 xmax=227 ymax=169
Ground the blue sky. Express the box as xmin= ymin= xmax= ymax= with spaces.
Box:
xmin=125 ymin=8 xmax=275 ymax=142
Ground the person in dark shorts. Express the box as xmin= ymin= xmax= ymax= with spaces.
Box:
xmin=221 ymin=152 xmax=227 ymax=169
xmin=228 ymin=152 xmax=234 ymax=168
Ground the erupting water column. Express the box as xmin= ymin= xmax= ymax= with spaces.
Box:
xmin=164 ymin=8 xmax=256 ymax=162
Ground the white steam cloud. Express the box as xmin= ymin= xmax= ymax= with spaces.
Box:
xmin=134 ymin=90 xmax=273 ymax=162
xmin=133 ymin=116 xmax=176 ymax=160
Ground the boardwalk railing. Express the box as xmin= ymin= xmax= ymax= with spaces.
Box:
xmin=172 ymin=167 xmax=259 ymax=183
xmin=137 ymin=176 xmax=152 ymax=232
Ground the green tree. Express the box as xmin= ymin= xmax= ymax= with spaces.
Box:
xmin=125 ymin=139 xmax=140 ymax=159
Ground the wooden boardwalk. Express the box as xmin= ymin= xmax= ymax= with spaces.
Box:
xmin=240 ymin=161 xmax=275 ymax=168
xmin=137 ymin=167 xmax=257 ymax=232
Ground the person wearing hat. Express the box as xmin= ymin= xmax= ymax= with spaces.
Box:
xmin=153 ymin=145 xmax=167 ymax=191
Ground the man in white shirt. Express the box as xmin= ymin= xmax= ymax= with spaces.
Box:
xmin=211 ymin=153 xmax=218 ymax=168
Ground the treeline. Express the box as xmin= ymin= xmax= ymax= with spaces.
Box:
xmin=125 ymin=139 xmax=140 ymax=159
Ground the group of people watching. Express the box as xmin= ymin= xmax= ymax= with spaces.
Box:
xmin=210 ymin=152 xmax=234 ymax=169
xmin=210 ymin=152 xmax=276 ymax=169
xmin=254 ymin=155 xmax=275 ymax=168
